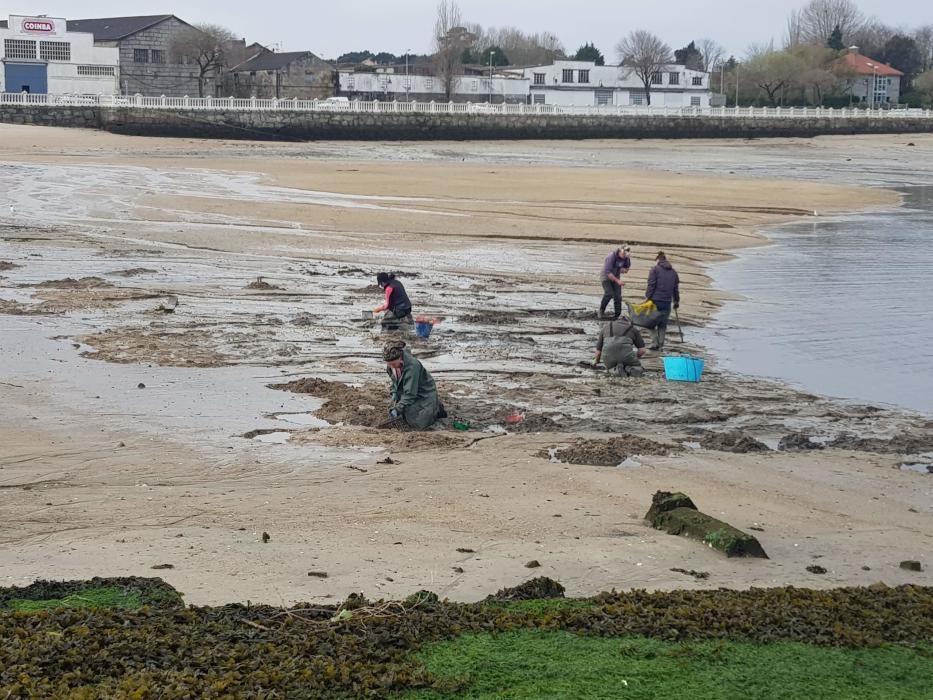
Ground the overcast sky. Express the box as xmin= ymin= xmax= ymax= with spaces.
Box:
xmin=10 ymin=1 xmax=930 ymax=59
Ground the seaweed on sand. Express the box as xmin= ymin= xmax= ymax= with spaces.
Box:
xmin=2 ymin=578 xmax=932 ymax=698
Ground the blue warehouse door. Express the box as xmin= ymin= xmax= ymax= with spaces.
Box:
xmin=4 ymin=63 xmax=48 ymax=94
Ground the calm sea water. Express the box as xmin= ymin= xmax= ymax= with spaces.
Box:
xmin=701 ymin=186 xmax=933 ymax=414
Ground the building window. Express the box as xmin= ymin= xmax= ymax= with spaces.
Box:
xmin=631 ymin=91 xmax=646 ymax=105
xmin=425 ymin=77 xmax=434 ymax=90
xmin=578 ymin=70 xmax=590 ymax=83
xmin=77 ymin=65 xmax=116 ymax=77
xmin=39 ymin=41 xmax=71 ymax=62
xmin=692 ymin=76 xmax=703 ymax=86
xmin=562 ymin=69 xmax=574 ymax=83
xmin=533 ymin=94 xmax=546 ymax=104
xmin=4 ymin=39 xmax=37 ymax=60
xmin=133 ymin=49 xmax=149 ymax=63
xmin=668 ymin=72 xmax=680 ymax=85
xmin=533 ymin=72 xmax=545 ymax=85
xmin=347 ymin=75 xmax=356 ymax=90
xmin=690 ymin=96 xmax=702 ymax=106
xmin=471 ymin=79 xmax=479 ymax=92
xmin=150 ymin=49 xmax=165 ymax=64
xmin=650 ymin=72 xmax=663 ymax=85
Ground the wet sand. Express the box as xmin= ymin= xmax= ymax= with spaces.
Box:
xmin=1 ymin=126 xmax=931 ymax=604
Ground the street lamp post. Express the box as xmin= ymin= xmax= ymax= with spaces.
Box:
xmin=405 ymin=48 xmax=411 ymax=102
xmin=488 ymin=50 xmax=496 ymax=103
xmin=865 ymin=62 xmax=878 ymax=109
xmin=735 ymin=66 xmax=739 ymax=108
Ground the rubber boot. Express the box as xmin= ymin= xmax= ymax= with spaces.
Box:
xmin=651 ymin=326 xmax=666 ymax=351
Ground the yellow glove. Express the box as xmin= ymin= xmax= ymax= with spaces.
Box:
xmin=632 ymin=300 xmax=656 ymax=315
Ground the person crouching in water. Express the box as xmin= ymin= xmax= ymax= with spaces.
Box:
xmin=644 ymin=251 xmax=680 ymax=351
xmin=383 ymin=341 xmax=447 ymax=430
xmin=593 ymin=316 xmax=647 ymax=377
xmin=373 ymin=272 xmax=414 ymax=330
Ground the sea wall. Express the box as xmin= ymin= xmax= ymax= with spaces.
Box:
xmin=2 ymin=104 xmax=933 ymax=140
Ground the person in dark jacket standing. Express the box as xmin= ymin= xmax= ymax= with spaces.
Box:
xmin=383 ymin=341 xmax=446 ymax=430
xmin=644 ymin=252 xmax=680 ymax=351
xmin=598 ymin=245 xmax=631 ymax=319
xmin=374 ymin=272 xmax=414 ymax=330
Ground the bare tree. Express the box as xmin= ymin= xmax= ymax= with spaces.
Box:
xmin=789 ymin=44 xmax=843 ymax=103
xmin=743 ymin=49 xmax=803 ymax=105
xmin=784 ymin=10 xmax=804 ymax=48
xmin=696 ymin=38 xmax=725 ymax=72
xmin=170 ymin=23 xmax=236 ymax=97
xmin=616 ymin=30 xmax=673 ymax=105
xmin=850 ymin=18 xmax=896 ymax=58
xmin=799 ymin=0 xmax=864 ymax=45
xmin=913 ymin=25 xmax=933 ymax=72
xmin=911 ymin=69 xmax=933 ymax=106
xmin=433 ymin=0 xmax=472 ymax=100
xmin=469 ymin=25 xmax=565 ymax=65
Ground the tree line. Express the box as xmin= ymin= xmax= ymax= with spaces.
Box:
xmin=170 ymin=0 xmax=933 ymax=106
xmin=730 ymin=0 xmax=933 ymax=107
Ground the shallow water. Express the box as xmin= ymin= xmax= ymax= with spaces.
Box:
xmin=702 ymin=186 xmax=933 ymax=414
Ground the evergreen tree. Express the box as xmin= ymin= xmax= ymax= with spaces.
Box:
xmin=827 ymin=25 xmax=845 ymax=50
xmin=674 ymin=40 xmax=704 ymax=70
xmin=574 ymin=42 xmax=605 ymax=65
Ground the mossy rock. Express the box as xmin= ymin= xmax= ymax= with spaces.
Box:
xmin=651 ymin=507 xmax=768 ymax=558
xmin=489 ymin=577 xmax=566 ymax=601
xmin=644 ymin=491 xmax=698 ymax=521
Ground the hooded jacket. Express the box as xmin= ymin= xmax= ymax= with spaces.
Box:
xmin=645 ymin=260 xmax=680 ymax=306
xmin=387 ymin=350 xmax=440 ymax=430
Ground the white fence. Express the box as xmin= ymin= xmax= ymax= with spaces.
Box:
xmin=2 ymin=92 xmax=933 ymax=119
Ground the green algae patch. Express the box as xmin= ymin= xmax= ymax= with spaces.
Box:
xmin=6 ymin=587 xmax=141 ymax=612
xmin=407 ymin=631 xmax=933 ymax=699
xmin=0 ymin=577 xmax=183 ymax=611
xmin=2 ymin=580 xmax=933 ymax=697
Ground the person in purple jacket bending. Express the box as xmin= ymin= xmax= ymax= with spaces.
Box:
xmin=598 ymin=245 xmax=632 ymax=320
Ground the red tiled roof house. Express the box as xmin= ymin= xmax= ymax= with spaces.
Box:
xmin=836 ymin=47 xmax=904 ymax=107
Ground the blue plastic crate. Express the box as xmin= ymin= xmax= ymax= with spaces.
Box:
xmin=663 ymin=355 xmax=705 ymax=382
xmin=415 ymin=321 xmax=434 ymax=338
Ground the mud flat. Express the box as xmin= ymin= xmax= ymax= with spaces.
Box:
xmin=0 ymin=126 xmax=930 ymax=606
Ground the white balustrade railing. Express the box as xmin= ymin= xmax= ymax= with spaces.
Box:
xmin=1 ymin=92 xmax=932 ymax=119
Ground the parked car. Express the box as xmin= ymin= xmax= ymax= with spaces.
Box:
xmin=317 ymin=97 xmax=351 ymax=111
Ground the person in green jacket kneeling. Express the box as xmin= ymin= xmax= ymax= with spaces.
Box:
xmin=383 ymin=341 xmax=447 ymax=430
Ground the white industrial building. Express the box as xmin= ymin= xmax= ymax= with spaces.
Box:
xmin=338 ymin=70 xmax=530 ymax=104
xmin=0 ymin=14 xmax=119 ymax=94
xmin=511 ymin=59 xmax=711 ymax=107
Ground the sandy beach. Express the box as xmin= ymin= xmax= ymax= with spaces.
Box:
xmin=0 ymin=125 xmax=930 ymax=605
